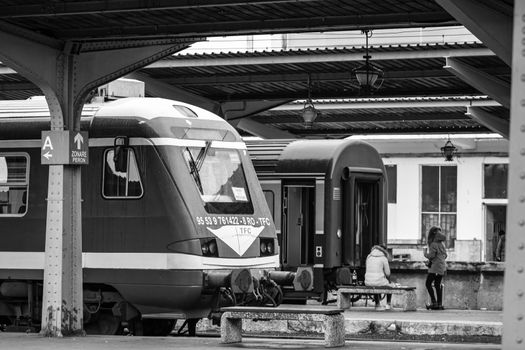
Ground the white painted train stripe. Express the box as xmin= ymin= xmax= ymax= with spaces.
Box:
xmin=0 ymin=252 xmax=279 ymax=270
xmin=0 ymin=138 xmax=246 ymax=150
xmin=0 ymin=252 xmax=45 ymax=269
xmin=0 ymin=140 xmax=41 ymax=148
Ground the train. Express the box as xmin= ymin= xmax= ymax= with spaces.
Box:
xmin=246 ymin=139 xmax=388 ymax=303
xmin=0 ymin=96 xmax=294 ymax=335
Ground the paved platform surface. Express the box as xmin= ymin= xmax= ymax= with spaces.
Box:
xmin=198 ymin=306 xmax=502 ymax=340
xmin=0 ymin=308 xmax=502 ymax=348
xmin=0 ymin=333 xmax=501 ymax=350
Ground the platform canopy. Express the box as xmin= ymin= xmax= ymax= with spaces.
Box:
xmin=0 ymin=0 xmax=514 ymax=138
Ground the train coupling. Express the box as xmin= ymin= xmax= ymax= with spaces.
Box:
xmin=203 ymin=269 xmax=255 ymax=293
xmin=269 ymin=267 xmax=314 ymax=291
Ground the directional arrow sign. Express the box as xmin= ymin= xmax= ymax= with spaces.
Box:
xmin=41 ymin=131 xmax=89 ymax=165
xmin=69 ymin=131 xmax=88 ymax=164
xmin=43 ymin=151 xmax=52 ymax=160
xmin=74 ymin=132 xmax=84 ymax=150
xmin=41 ymin=131 xmax=69 ymax=165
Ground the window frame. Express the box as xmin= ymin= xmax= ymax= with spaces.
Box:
xmin=0 ymin=152 xmax=30 ymax=216
xmin=385 ymin=164 xmax=397 ymax=204
xmin=182 ymin=146 xmax=254 ymax=214
xmin=420 ymin=164 xmax=457 ymax=247
xmin=101 ymin=147 xmax=144 ymax=200
xmin=483 ymin=162 xmax=508 ymax=200
xmin=263 ymin=189 xmax=275 ymax=219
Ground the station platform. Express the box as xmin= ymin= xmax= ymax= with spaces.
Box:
xmin=0 ymin=307 xmax=502 ymax=349
xmin=197 ymin=306 xmax=502 ymax=343
xmin=0 ymin=332 xmax=502 ymax=350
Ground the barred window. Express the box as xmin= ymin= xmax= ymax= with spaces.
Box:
xmin=421 ymin=165 xmax=456 ymax=248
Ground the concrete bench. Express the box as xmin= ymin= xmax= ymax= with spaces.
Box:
xmin=337 ymin=285 xmax=417 ymax=311
xmin=220 ymin=305 xmax=345 ymax=348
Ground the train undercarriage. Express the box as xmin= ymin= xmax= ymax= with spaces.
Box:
xmin=0 ymin=268 xmax=286 ymax=336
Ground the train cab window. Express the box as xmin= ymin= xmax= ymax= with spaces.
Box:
xmin=183 ymin=146 xmax=253 ymax=214
xmin=0 ymin=154 xmax=29 ymax=215
xmin=102 ymin=148 xmax=143 ymax=199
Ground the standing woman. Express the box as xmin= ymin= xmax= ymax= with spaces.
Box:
xmin=424 ymin=226 xmax=447 ymax=310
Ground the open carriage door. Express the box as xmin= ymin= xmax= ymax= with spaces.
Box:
xmin=341 ymin=168 xmax=384 ymax=269
xmin=282 ymin=181 xmax=315 ymax=268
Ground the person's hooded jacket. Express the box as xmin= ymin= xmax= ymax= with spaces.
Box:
xmin=424 ymin=231 xmax=448 ymax=275
xmin=364 ymin=245 xmax=392 ymax=287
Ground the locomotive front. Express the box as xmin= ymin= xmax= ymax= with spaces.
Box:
xmin=127 ymin=99 xmax=283 ymax=318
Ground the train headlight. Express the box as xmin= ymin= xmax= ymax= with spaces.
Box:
xmin=208 ymin=240 xmax=217 ymax=255
xmin=260 ymin=238 xmax=275 ymax=256
xmin=267 ymin=241 xmax=274 ymax=255
xmin=200 ymin=239 xmax=218 ymax=257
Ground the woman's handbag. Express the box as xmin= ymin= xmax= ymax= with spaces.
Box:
xmin=425 ymin=260 xmax=432 ymax=268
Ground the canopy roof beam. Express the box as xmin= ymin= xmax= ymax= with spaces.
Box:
xmin=437 ymin=0 xmax=512 ymax=66
xmin=236 ymin=117 xmax=297 ymax=139
xmin=127 ymin=71 xmax=222 ymax=116
xmin=222 ymin=99 xmax=292 ymax=121
xmin=148 ymin=47 xmax=494 ymax=68
xmin=273 ymin=98 xmax=500 ymax=111
xmin=444 ymin=57 xmax=510 ymax=108
xmin=466 ymin=106 xmax=509 ymax=139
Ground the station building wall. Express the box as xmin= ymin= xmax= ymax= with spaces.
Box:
xmin=382 ymin=154 xmax=508 ymax=262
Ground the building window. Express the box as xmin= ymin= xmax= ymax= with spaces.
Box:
xmin=421 ymin=165 xmax=457 ymax=248
xmin=484 ymin=164 xmax=508 ymax=199
xmin=103 ymin=148 xmax=143 ymax=198
xmin=0 ymin=154 xmax=29 ymax=215
xmin=385 ymin=165 xmax=397 ymax=204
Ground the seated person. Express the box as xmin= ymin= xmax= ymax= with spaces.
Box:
xmin=364 ymin=244 xmax=396 ymax=310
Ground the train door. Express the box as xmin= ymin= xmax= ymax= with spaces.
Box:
xmin=341 ymin=169 xmax=384 ymax=269
xmin=281 ymin=181 xmax=315 ymax=268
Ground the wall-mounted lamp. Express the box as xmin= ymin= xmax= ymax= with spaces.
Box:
xmin=353 ymin=30 xmax=383 ymax=94
xmin=301 ymin=75 xmax=318 ymax=128
xmin=441 ymin=138 xmax=458 ymax=161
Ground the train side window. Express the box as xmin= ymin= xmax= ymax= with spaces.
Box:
xmin=385 ymin=165 xmax=397 ymax=204
xmin=263 ymin=190 xmax=275 ymax=219
xmin=102 ymin=148 xmax=144 ymax=199
xmin=0 ymin=154 xmax=29 ymax=215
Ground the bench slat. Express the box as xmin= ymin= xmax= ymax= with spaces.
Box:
xmin=221 ymin=305 xmax=342 ymax=315
xmin=337 ymin=285 xmax=416 ymax=291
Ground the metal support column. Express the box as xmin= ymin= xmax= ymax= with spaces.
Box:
xmin=0 ymin=22 xmax=197 ymax=336
xmin=40 ymin=50 xmax=84 ymax=336
xmin=503 ymin=1 xmax=525 ymax=348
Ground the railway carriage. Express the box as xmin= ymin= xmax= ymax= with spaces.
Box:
xmin=246 ymin=139 xmax=388 ymax=302
xmin=0 ymin=97 xmax=283 ymax=335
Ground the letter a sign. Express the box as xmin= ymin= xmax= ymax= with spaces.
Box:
xmin=41 ymin=131 xmax=89 ymax=165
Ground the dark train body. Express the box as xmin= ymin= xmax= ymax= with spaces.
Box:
xmin=246 ymin=139 xmax=388 ymax=301
xmin=0 ymin=97 xmax=282 ymax=334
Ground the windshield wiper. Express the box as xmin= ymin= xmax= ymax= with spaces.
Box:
xmin=186 ymin=147 xmax=203 ymax=193
xmin=195 ymin=141 xmax=212 ymax=172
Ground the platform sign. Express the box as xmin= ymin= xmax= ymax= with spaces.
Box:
xmin=41 ymin=131 xmax=89 ymax=165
